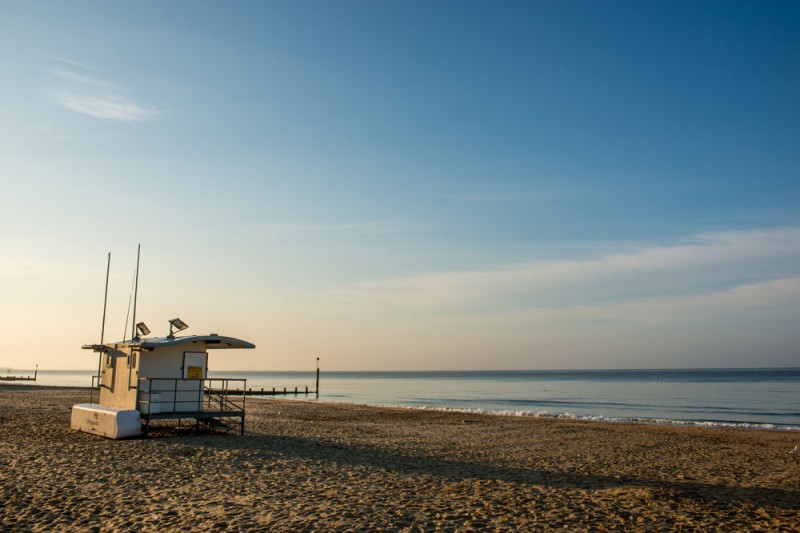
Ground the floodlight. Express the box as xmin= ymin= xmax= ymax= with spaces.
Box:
xmin=168 ymin=317 xmax=189 ymax=337
xmin=136 ymin=322 xmax=151 ymax=337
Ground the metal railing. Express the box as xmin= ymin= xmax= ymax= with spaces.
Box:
xmin=137 ymin=377 xmax=247 ymax=416
xmin=89 ymin=374 xmax=101 ymax=404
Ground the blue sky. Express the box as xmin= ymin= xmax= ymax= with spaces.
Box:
xmin=1 ymin=1 xmax=798 ymax=370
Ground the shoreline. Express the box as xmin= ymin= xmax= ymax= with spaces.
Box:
xmin=335 ymin=400 xmax=800 ymax=433
xmin=2 ymin=386 xmax=799 ymax=530
xmin=3 ymin=382 xmax=798 ymax=434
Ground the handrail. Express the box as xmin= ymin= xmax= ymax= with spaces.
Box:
xmin=90 ymin=374 xmax=101 ymax=404
xmin=137 ymin=377 xmax=247 ymax=415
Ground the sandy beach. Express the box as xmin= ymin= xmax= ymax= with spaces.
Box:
xmin=1 ymin=385 xmax=798 ymax=531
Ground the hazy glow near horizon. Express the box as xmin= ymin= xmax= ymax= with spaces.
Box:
xmin=1 ymin=2 xmax=798 ymax=371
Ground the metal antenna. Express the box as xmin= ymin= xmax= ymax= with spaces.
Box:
xmin=97 ymin=252 xmax=111 ymax=382
xmin=131 ymin=244 xmax=141 ymax=342
xmin=122 ymin=269 xmax=135 ymax=342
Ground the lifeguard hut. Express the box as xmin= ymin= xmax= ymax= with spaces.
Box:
xmin=71 ymin=318 xmax=254 ymax=439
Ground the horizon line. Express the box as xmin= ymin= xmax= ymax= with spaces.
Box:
xmin=11 ymin=365 xmax=800 ymax=373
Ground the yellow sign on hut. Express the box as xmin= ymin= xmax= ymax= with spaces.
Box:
xmin=186 ymin=366 xmax=203 ymax=380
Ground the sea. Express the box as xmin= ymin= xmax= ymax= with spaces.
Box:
xmin=8 ymin=367 xmax=800 ymax=431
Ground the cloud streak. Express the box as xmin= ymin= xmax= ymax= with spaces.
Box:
xmin=443 ymin=180 xmax=710 ymax=204
xmin=49 ymin=66 xmax=160 ymax=122
xmin=327 ymin=226 xmax=800 ymax=318
xmin=486 ymin=276 xmax=800 ymax=327
xmin=261 ymin=219 xmax=415 ymax=237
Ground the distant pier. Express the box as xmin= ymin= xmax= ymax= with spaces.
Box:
xmin=0 ymin=366 xmax=37 ymax=382
xmin=212 ymin=385 xmax=317 ymax=397
xmin=212 ymin=358 xmax=321 ymax=398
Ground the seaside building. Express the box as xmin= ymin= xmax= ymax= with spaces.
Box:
xmin=71 ymin=321 xmax=254 ymax=439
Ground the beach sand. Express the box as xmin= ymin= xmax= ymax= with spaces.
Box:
xmin=1 ymin=385 xmax=798 ymax=531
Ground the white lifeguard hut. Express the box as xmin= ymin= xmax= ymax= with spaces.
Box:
xmin=72 ymin=318 xmax=254 ymax=439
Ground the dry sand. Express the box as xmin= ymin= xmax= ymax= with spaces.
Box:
xmin=1 ymin=385 xmax=798 ymax=532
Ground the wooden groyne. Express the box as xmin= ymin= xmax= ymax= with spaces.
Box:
xmin=212 ymin=386 xmax=318 ymax=397
xmin=240 ymin=358 xmax=321 ymax=397
xmin=213 ymin=358 xmax=322 ymax=398
xmin=0 ymin=366 xmax=37 ymax=382
xmin=250 ymin=386 xmax=316 ymax=396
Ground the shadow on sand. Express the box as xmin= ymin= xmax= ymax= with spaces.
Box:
xmin=153 ymin=428 xmax=798 ymax=510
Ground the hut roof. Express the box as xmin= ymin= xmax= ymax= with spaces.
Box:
xmin=83 ymin=334 xmax=255 ymax=352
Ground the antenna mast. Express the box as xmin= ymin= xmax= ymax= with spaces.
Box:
xmin=97 ymin=252 xmax=111 ymax=382
xmin=131 ymin=244 xmax=141 ymax=342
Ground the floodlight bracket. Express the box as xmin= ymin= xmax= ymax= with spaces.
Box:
xmin=168 ymin=317 xmax=189 ymax=338
xmin=135 ymin=322 xmax=151 ymax=339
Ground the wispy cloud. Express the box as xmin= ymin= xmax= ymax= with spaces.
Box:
xmin=442 ymin=187 xmax=592 ymax=203
xmin=49 ymin=64 xmax=160 ymax=122
xmin=443 ymin=180 xmax=710 ymax=204
xmin=486 ymin=276 xmax=800 ymax=327
xmin=54 ymin=93 xmax=159 ymax=122
xmin=46 ymin=54 xmax=93 ymax=70
xmin=327 ymin=226 xmax=800 ymax=316
xmin=261 ymin=219 xmax=414 ymax=237
xmin=50 ymin=68 xmax=115 ymax=88
xmin=443 ymin=191 xmax=537 ymax=203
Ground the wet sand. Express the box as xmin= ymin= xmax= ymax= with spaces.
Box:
xmin=1 ymin=385 xmax=798 ymax=531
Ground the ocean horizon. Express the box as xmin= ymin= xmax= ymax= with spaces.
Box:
xmin=8 ymin=367 xmax=800 ymax=432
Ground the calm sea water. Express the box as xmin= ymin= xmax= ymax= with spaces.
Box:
xmin=10 ymin=368 xmax=800 ymax=431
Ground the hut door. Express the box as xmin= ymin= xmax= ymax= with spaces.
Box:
xmin=183 ymin=352 xmax=207 ymax=380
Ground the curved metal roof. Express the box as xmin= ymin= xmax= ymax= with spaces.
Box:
xmin=140 ymin=335 xmax=255 ymax=350
xmin=83 ymin=334 xmax=255 ymax=351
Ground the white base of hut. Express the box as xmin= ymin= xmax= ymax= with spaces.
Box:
xmin=71 ymin=403 xmax=141 ymax=439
